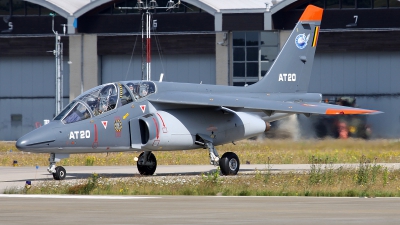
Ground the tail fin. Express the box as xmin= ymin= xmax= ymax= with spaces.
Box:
xmin=249 ymin=5 xmax=323 ymax=93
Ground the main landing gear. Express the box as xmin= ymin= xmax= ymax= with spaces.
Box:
xmin=205 ymin=141 xmax=240 ymax=176
xmin=136 ymin=151 xmax=157 ymax=175
xmin=48 ymin=153 xmax=69 ymax=180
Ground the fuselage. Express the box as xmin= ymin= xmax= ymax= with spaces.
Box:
xmin=15 ymin=80 xmax=322 ymax=154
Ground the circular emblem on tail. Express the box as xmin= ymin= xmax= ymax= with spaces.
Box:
xmin=295 ymin=33 xmax=309 ymax=49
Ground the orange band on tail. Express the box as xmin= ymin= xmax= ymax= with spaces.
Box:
xmin=299 ymin=5 xmax=323 ymax=22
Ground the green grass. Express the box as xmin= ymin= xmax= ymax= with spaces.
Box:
xmin=2 ymin=139 xmax=400 ymax=166
xmin=3 ymin=139 xmax=400 ymax=196
xmin=5 ymin=164 xmax=400 ymax=197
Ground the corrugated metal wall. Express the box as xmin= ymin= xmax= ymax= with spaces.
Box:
xmin=307 ymin=51 xmax=400 ymax=138
xmin=0 ymin=57 xmax=70 ymax=140
xmin=2 ymin=51 xmax=400 ymax=139
xmin=101 ymin=54 xmax=216 ymax=84
xmin=310 ymin=51 xmax=400 ymax=95
xmin=354 ymin=97 xmax=400 ymax=138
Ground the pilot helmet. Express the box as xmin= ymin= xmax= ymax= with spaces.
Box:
xmin=127 ymin=82 xmax=134 ymax=88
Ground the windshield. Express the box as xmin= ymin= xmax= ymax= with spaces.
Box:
xmin=54 ymin=100 xmax=76 ymax=120
xmin=62 ymin=102 xmax=91 ymax=124
xmin=54 ymin=81 xmax=156 ymax=123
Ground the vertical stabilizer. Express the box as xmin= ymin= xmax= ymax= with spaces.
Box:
xmin=248 ymin=5 xmax=323 ymax=93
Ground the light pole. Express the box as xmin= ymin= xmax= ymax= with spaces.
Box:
xmin=50 ymin=13 xmax=63 ymax=115
xmin=116 ymin=0 xmax=180 ymax=81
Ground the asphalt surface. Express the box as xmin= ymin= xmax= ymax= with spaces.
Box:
xmin=1 ymin=164 xmax=400 ymax=225
xmin=1 ymin=195 xmax=399 ymax=225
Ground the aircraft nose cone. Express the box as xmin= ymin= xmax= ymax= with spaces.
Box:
xmin=15 ymin=125 xmax=57 ymax=152
xmin=15 ymin=133 xmax=44 ymax=151
xmin=15 ymin=138 xmax=28 ymax=150
xmin=16 ymin=133 xmax=56 ymax=152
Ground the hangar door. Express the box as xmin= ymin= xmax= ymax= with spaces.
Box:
xmin=310 ymin=51 xmax=400 ymax=95
xmin=308 ymin=51 xmax=400 ymax=138
xmin=101 ymin=54 xmax=216 ymax=84
xmin=0 ymin=56 xmax=70 ymax=141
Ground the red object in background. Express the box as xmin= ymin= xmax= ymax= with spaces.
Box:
xmin=338 ymin=121 xmax=348 ymax=139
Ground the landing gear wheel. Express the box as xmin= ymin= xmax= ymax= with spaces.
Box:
xmin=137 ymin=152 xmax=157 ymax=175
xmin=219 ymin=152 xmax=240 ymax=176
xmin=52 ymin=166 xmax=66 ymax=180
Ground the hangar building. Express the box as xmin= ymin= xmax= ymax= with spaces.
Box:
xmin=1 ymin=0 xmax=400 ymax=140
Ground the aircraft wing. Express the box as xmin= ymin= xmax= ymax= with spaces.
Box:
xmin=148 ymin=91 xmax=381 ymax=115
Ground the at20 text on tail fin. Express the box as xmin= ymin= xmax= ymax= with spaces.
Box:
xmin=249 ymin=5 xmax=323 ymax=93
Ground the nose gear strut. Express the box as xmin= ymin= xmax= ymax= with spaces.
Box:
xmin=47 ymin=153 xmax=69 ymax=180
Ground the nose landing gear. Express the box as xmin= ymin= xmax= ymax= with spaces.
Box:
xmin=48 ymin=153 xmax=69 ymax=180
xmin=52 ymin=166 xmax=66 ymax=180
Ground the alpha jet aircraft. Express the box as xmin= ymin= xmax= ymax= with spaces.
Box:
xmin=16 ymin=5 xmax=380 ymax=180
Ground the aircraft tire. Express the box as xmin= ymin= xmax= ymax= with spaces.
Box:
xmin=219 ymin=152 xmax=240 ymax=176
xmin=137 ymin=152 xmax=157 ymax=175
xmin=52 ymin=166 xmax=66 ymax=180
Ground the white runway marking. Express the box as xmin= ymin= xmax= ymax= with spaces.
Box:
xmin=0 ymin=194 xmax=160 ymax=200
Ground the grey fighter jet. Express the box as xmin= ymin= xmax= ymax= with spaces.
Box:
xmin=16 ymin=5 xmax=380 ymax=180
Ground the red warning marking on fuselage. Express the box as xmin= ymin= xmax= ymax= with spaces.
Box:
xmin=152 ymin=117 xmax=159 ymax=139
xmin=140 ymin=105 xmax=146 ymax=113
xmin=102 ymin=121 xmax=108 ymax=129
xmin=206 ymin=126 xmax=218 ymax=132
xmin=156 ymin=113 xmax=168 ymax=133
xmin=92 ymin=124 xmax=98 ymax=149
xmin=152 ymin=140 xmax=160 ymax=146
xmin=156 ymin=113 xmax=165 ymax=127
xmin=94 ymin=124 xmax=98 ymax=142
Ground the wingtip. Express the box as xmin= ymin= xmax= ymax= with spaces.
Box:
xmin=369 ymin=110 xmax=384 ymax=115
xmin=325 ymin=108 xmax=383 ymax=115
xmin=299 ymin=5 xmax=323 ymax=22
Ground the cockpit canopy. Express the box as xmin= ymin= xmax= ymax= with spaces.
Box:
xmin=54 ymin=81 xmax=156 ymax=124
